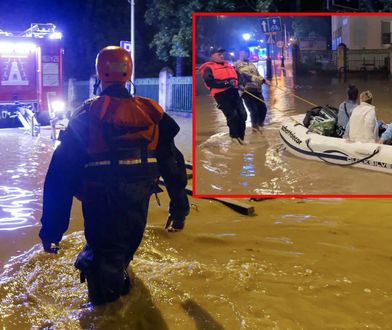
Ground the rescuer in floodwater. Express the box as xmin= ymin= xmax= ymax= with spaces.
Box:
xmin=39 ymin=46 xmax=189 ymax=306
xmin=234 ymin=48 xmax=268 ymax=133
xmin=200 ymin=47 xmax=247 ymax=145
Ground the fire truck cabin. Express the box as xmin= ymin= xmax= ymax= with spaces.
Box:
xmin=0 ymin=23 xmax=64 ymax=127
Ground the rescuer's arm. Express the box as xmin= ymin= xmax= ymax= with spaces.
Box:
xmin=202 ymin=67 xmax=237 ymax=89
xmin=39 ymin=114 xmax=88 ymax=252
xmin=156 ymin=113 xmax=190 ymax=232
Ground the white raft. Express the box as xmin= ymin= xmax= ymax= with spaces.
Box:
xmin=280 ymin=115 xmax=392 ymax=174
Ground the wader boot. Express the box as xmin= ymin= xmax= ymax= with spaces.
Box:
xmin=75 ymin=245 xmax=131 ymax=306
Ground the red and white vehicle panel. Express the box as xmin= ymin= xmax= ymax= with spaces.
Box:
xmin=0 ymin=23 xmax=64 ymax=126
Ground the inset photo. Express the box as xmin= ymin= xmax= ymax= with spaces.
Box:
xmin=194 ymin=13 xmax=392 ymax=197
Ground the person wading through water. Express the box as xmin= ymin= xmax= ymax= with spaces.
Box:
xmin=200 ymin=47 xmax=247 ymax=145
xmin=39 ymin=46 xmax=190 ymax=306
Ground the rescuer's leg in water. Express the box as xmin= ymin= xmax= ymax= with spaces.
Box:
xmin=214 ymin=88 xmax=247 ymax=144
xmin=242 ymin=92 xmax=267 ymax=132
xmin=75 ymin=180 xmax=154 ymax=306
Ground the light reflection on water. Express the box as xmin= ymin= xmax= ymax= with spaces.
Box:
xmin=0 ymin=129 xmax=54 ymax=232
xmin=0 ymin=186 xmax=36 ymax=231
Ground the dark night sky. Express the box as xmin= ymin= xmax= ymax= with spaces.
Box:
xmin=0 ymin=0 xmax=168 ymax=79
xmin=0 ymin=0 xmax=121 ymax=35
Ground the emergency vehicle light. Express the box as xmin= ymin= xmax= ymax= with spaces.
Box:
xmin=49 ymin=32 xmax=62 ymax=40
xmin=0 ymin=42 xmax=36 ymax=54
xmin=51 ymin=100 xmax=65 ymax=113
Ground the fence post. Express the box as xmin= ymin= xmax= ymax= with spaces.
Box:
xmin=336 ymin=43 xmax=347 ymax=72
xmin=159 ymin=67 xmax=173 ymax=111
xmin=67 ymin=78 xmax=76 ymax=109
xmin=291 ymin=43 xmax=301 ymax=75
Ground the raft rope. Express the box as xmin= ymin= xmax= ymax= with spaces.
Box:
xmin=266 ymin=82 xmax=318 ymax=107
xmin=305 ymin=138 xmax=381 ymax=166
xmin=242 ymin=90 xmax=268 ymax=105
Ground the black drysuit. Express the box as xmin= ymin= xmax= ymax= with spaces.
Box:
xmin=39 ymin=85 xmax=189 ymax=305
xmin=202 ymin=67 xmax=247 ymax=140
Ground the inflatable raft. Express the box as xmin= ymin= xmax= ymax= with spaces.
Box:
xmin=279 ymin=115 xmax=392 ymax=174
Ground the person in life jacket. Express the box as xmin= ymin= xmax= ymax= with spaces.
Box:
xmin=234 ymin=48 xmax=268 ymax=133
xmin=199 ymin=47 xmax=247 ymax=145
xmin=39 ymin=46 xmax=190 ymax=306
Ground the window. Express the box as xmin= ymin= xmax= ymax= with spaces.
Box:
xmin=382 ymin=21 xmax=392 ymax=45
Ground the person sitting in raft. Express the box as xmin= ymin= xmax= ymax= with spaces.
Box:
xmin=344 ymin=90 xmax=378 ymax=143
xmin=336 ymin=85 xmax=358 ymax=137
xmin=378 ymin=124 xmax=392 ymax=144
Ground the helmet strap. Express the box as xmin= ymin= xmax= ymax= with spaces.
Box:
xmin=127 ymin=80 xmax=136 ymax=96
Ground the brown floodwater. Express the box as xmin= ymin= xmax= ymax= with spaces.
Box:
xmin=1 ymin=197 xmax=392 ymax=329
xmin=1 ymin=115 xmax=392 ymax=329
xmin=195 ymin=69 xmax=392 ymax=195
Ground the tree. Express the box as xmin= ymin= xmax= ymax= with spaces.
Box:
xmin=235 ymin=0 xmax=272 ymax=11
xmin=145 ymin=0 xmax=236 ymax=76
xmin=292 ymin=17 xmax=331 ymax=40
xmin=380 ymin=0 xmax=392 ymax=11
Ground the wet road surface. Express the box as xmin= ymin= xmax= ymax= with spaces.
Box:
xmin=1 ymin=115 xmax=392 ymax=329
xmin=1 ymin=197 xmax=392 ymax=329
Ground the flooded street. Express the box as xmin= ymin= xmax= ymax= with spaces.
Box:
xmin=195 ymin=71 xmax=392 ymax=195
xmin=1 ymin=195 xmax=392 ymax=328
xmin=1 ymin=115 xmax=392 ymax=329
xmin=0 ymin=128 xmax=60 ymax=271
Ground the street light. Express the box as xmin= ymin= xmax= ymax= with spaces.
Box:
xmin=242 ymin=33 xmax=251 ymax=41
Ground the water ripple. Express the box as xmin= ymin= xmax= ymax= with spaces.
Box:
xmin=0 ymin=186 xmax=36 ymax=231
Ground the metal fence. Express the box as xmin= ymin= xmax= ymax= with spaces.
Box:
xmin=170 ymin=76 xmax=192 ymax=112
xmin=346 ymin=49 xmax=390 ymax=72
xmin=66 ymin=75 xmax=192 ymax=113
xmin=301 ymin=50 xmax=336 ymax=70
xmin=299 ymin=49 xmax=390 ymax=73
xmin=134 ymin=78 xmax=159 ymax=102
xmin=135 ymin=76 xmax=192 ymax=113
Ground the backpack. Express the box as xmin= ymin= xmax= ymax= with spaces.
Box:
xmin=303 ymin=105 xmax=338 ymax=136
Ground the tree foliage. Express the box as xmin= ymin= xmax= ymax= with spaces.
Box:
xmin=145 ymin=0 xmax=236 ymax=61
xmin=292 ymin=17 xmax=331 ymax=40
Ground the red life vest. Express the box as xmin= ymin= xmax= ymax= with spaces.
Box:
xmin=199 ymin=61 xmax=238 ymax=96
xmin=74 ymin=95 xmax=164 ymax=201
xmin=87 ymin=95 xmax=164 ymax=156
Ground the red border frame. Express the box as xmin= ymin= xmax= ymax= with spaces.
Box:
xmin=192 ymin=11 xmax=392 ymax=199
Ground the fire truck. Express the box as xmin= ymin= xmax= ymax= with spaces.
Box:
xmin=0 ymin=23 xmax=64 ymax=131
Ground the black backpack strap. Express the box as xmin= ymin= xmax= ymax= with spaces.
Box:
xmin=344 ymin=102 xmax=349 ymax=119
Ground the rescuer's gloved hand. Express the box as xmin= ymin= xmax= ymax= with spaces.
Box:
xmin=42 ymin=241 xmax=60 ymax=254
xmin=165 ymin=216 xmax=185 ymax=232
xmin=224 ymin=79 xmax=237 ymax=89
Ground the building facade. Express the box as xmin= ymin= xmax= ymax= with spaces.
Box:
xmin=332 ymin=16 xmax=392 ymax=51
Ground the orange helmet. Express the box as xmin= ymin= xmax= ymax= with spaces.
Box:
xmin=95 ymin=46 xmax=132 ymax=83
